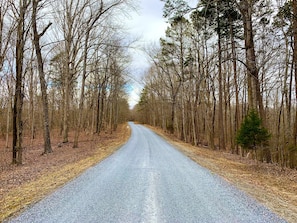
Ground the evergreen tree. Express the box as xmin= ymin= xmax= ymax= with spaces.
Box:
xmin=236 ymin=109 xmax=270 ymax=150
xmin=161 ymin=0 xmax=190 ymax=21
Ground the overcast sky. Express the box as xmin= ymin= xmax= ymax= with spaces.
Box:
xmin=125 ymin=0 xmax=168 ymax=109
xmin=128 ymin=0 xmax=167 ymax=42
xmin=125 ymin=0 xmax=197 ymax=108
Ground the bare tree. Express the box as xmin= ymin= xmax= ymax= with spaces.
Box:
xmin=236 ymin=0 xmax=265 ymax=121
xmin=0 ymin=1 xmax=14 ymax=70
xmin=293 ymin=0 xmax=297 ymax=146
xmin=0 ymin=2 xmax=15 ymax=149
xmin=12 ymin=0 xmax=30 ymax=164
xmin=32 ymin=0 xmax=53 ymax=154
xmin=74 ymin=0 xmax=132 ymax=147
xmin=52 ymin=0 xmax=86 ymax=143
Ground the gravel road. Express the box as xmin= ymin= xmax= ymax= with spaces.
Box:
xmin=6 ymin=122 xmax=287 ymax=223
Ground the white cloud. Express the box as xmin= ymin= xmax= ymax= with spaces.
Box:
xmin=127 ymin=0 xmax=167 ymax=42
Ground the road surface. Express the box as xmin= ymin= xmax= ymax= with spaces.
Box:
xmin=6 ymin=122 xmax=286 ymax=223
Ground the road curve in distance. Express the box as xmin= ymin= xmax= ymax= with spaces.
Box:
xmin=6 ymin=122 xmax=287 ymax=223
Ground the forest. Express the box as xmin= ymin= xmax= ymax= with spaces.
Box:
xmin=1 ymin=1 xmax=297 ymax=221
xmin=0 ymin=0 xmax=297 ymax=170
xmin=0 ymin=0 xmax=132 ymax=165
xmin=134 ymin=0 xmax=297 ymax=169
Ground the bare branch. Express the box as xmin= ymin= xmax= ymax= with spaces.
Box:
xmin=39 ymin=22 xmax=52 ymax=37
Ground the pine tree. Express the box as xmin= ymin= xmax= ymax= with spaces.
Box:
xmin=236 ymin=109 xmax=270 ymax=151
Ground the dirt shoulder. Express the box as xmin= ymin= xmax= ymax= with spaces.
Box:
xmin=148 ymin=125 xmax=297 ymax=223
xmin=0 ymin=124 xmax=131 ymax=222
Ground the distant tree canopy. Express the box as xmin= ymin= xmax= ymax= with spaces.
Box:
xmin=0 ymin=0 xmax=133 ymax=165
xmin=135 ymin=0 xmax=297 ymax=168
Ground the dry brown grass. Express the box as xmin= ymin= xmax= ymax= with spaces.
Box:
xmin=0 ymin=124 xmax=131 ymax=222
xmin=149 ymin=126 xmax=297 ymax=223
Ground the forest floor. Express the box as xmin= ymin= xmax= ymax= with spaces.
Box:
xmin=1 ymin=123 xmax=297 ymax=222
xmin=0 ymin=124 xmax=131 ymax=222
xmin=148 ymin=125 xmax=297 ymax=223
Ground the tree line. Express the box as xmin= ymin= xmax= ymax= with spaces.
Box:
xmin=135 ymin=0 xmax=297 ymax=169
xmin=0 ymin=0 xmax=133 ymax=165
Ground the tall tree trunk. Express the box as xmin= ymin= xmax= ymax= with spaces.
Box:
xmin=6 ymin=96 xmax=11 ymax=149
xmin=95 ymin=86 xmax=101 ymax=134
xmin=191 ymin=90 xmax=198 ymax=146
xmin=230 ymin=17 xmax=240 ymax=154
xmin=29 ymin=64 xmax=35 ymax=144
xmin=62 ymin=76 xmax=70 ymax=143
xmin=277 ymin=89 xmax=284 ymax=167
xmin=32 ymin=0 xmax=52 ymax=154
xmin=204 ymin=29 xmax=214 ymax=149
xmin=238 ymin=0 xmax=265 ymax=121
xmin=170 ymin=100 xmax=176 ymax=134
xmin=73 ymin=30 xmax=89 ymax=148
xmin=62 ymin=3 xmax=74 ymax=143
xmin=283 ymin=30 xmax=292 ymax=144
xmin=293 ymin=0 xmax=297 ymax=146
xmin=181 ymin=87 xmax=186 ymax=141
xmin=217 ymin=3 xmax=225 ymax=150
xmin=62 ymin=32 xmax=72 ymax=143
xmin=12 ymin=0 xmax=29 ymax=165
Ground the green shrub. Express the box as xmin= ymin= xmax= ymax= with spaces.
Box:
xmin=236 ymin=109 xmax=270 ymax=150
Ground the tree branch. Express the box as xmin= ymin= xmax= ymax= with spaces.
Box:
xmin=39 ymin=22 xmax=52 ymax=37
